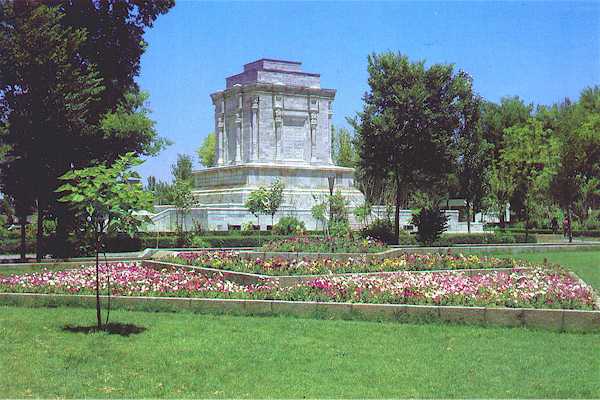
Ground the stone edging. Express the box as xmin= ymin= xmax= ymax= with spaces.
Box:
xmin=0 ymin=292 xmax=598 ymax=332
xmin=142 ymin=259 xmax=533 ymax=287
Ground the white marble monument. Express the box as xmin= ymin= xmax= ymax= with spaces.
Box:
xmin=150 ymin=59 xmax=365 ymax=231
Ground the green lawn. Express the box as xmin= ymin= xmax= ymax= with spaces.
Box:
xmin=1 ymin=306 xmax=599 ymax=398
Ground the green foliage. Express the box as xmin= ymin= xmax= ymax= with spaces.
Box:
xmin=100 ymin=91 xmax=169 ymax=157
xmin=190 ymin=236 xmax=211 ymax=248
xmin=262 ymin=236 xmax=387 ymax=253
xmin=361 ymin=218 xmax=413 ymax=245
xmin=352 ymin=52 xmax=474 ymax=242
xmin=0 ymin=1 xmax=173 ymax=259
xmin=245 ymin=187 xmax=269 ymax=219
xmin=455 ymin=94 xmax=492 ymax=232
xmin=479 ymin=96 xmax=533 ymax=159
xmin=329 ymin=190 xmax=349 ymax=224
xmin=171 ymin=179 xmax=194 ymax=233
xmin=273 ymin=216 xmax=306 ymax=235
xmin=171 ymin=154 xmax=194 ymax=183
xmin=265 ymin=179 xmax=285 ymax=223
xmin=411 ymin=208 xmax=449 ymax=246
xmin=56 ymin=153 xmax=153 ymax=237
xmin=332 ymin=126 xmax=356 ymax=167
xmin=353 ymin=201 xmax=372 ymax=229
xmin=311 ymin=199 xmax=328 ymax=232
xmin=197 ymin=132 xmax=216 ymax=168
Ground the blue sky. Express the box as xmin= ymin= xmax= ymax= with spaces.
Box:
xmin=137 ymin=1 xmax=600 ymax=182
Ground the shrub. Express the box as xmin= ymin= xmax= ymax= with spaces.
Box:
xmin=191 ymin=236 xmax=211 ymax=248
xmin=273 ymin=216 xmax=306 ymax=235
xmin=361 ymin=219 xmax=417 ymax=245
xmin=411 ymin=208 xmax=448 ymax=246
xmin=262 ymin=235 xmax=387 ymax=253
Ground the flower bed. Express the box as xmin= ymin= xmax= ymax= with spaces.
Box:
xmin=0 ymin=262 xmax=595 ymax=310
xmin=261 ymin=236 xmax=387 ymax=253
xmin=170 ymin=251 xmax=533 ymax=276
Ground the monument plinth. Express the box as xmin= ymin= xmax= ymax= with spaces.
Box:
xmin=152 ymin=59 xmax=365 ymax=231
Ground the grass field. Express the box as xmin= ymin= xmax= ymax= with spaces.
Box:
xmin=1 ymin=250 xmax=600 ymax=397
xmin=1 ymin=306 xmax=599 ymax=398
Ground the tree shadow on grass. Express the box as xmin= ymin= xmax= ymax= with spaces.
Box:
xmin=63 ymin=323 xmax=146 ymax=337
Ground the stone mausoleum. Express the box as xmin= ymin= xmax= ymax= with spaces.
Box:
xmin=150 ymin=59 xmax=365 ymax=231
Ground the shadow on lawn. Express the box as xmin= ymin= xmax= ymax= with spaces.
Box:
xmin=63 ymin=323 xmax=146 ymax=337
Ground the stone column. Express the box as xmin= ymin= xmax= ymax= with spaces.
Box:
xmin=309 ymin=111 xmax=318 ymax=163
xmin=221 ymin=98 xmax=228 ymax=164
xmin=235 ymin=94 xmax=242 ymax=163
xmin=309 ymin=97 xmax=319 ymax=163
xmin=251 ymin=95 xmax=259 ymax=161
xmin=327 ymin=100 xmax=333 ymax=164
xmin=216 ymin=113 xmax=224 ymax=165
xmin=273 ymin=95 xmax=283 ymax=161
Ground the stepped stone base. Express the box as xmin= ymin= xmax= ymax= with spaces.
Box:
xmin=148 ymin=163 xmax=365 ymax=232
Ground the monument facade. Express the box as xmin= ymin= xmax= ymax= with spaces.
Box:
xmin=150 ymin=59 xmax=365 ymax=231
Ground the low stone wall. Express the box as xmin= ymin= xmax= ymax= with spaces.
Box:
xmin=1 ymin=292 xmax=598 ymax=332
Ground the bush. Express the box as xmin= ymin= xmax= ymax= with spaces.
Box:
xmin=360 ymin=219 xmax=416 ymax=245
xmin=273 ymin=216 xmax=306 ymax=235
xmin=261 ymin=235 xmax=387 ymax=253
xmin=191 ymin=236 xmax=211 ymax=248
xmin=431 ymin=232 xmax=536 ymax=246
xmin=411 ymin=208 xmax=448 ymax=246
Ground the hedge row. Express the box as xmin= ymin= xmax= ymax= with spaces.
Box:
xmin=497 ymin=228 xmax=600 ymax=237
xmin=431 ymin=232 xmax=537 ymax=246
xmin=0 ymin=232 xmax=538 ymax=255
xmin=0 ymin=238 xmax=36 ymax=254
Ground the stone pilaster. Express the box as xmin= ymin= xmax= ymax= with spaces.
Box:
xmin=216 ymin=113 xmax=224 ymax=165
xmin=273 ymin=94 xmax=283 ymax=161
xmin=327 ymin=100 xmax=333 ymax=164
xmin=235 ymin=94 xmax=242 ymax=163
xmin=251 ymin=95 xmax=259 ymax=161
xmin=309 ymin=96 xmax=319 ymax=163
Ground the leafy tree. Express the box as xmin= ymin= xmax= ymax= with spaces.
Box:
xmin=0 ymin=1 xmax=173 ymax=258
xmin=354 ymin=201 xmax=373 ymax=230
xmin=146 ymin=176 xmax=174 ymax=206
xmin=171 ymin=154 xmax=194 ymax=184
xmin=455 ymin=94 xmax=492 ymax=232
xmin=0 ymin=4 xmax=104 ymax=260
xmin=485 ymin=162 xmax=515 ymax=228
xmin=550 ymin=86 xmax=600 ymax=242
xmin=502 ymin=118 xmax=558 ymax=240
xmin=197 ymin=132 xmax=216 ymax=168
xmin=332 ymin=126 xmax=356 ymax=167
xmin=265 ymin=179 xmax=285 ymax=227
xmin=56 ymin=153 xmax=152 ymax=329
xmin=245 ymin=186 xmax=269 ymax=242
xmin=311 ymin=199 xmax=328 ymax=232
xmin=171 ymin=179 xmax=194 ymax=242
xmin=411 ymin=208 xmax=448 ymax=246
xmin=352 ymin=52 xmax=473 ymax=243
xmin=480 ymin=96 xmax=532 ymax=159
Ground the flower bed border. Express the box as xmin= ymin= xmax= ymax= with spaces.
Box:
xmin=1 ymin=292 xmax=598 ymax=332
xmin=141 ymin=259 xmax=537 ymax=287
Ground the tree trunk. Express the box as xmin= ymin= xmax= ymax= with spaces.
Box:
xmin=567 ymin=207 xmax=573 ymax=244
xmin=19 ymin=214 xmax=26 ymax=262
xmin=466 ymin=199 xmax=471 ymax=234
xmin=36 ymin=203 xmax=44 ymax=262
xmin=95 ymin=231 xmax=102 ymax=330
xmin=394 ymin=174 xmax=401 ymax=244
xmin=499 ymin=201 xmax=506 ymax=229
